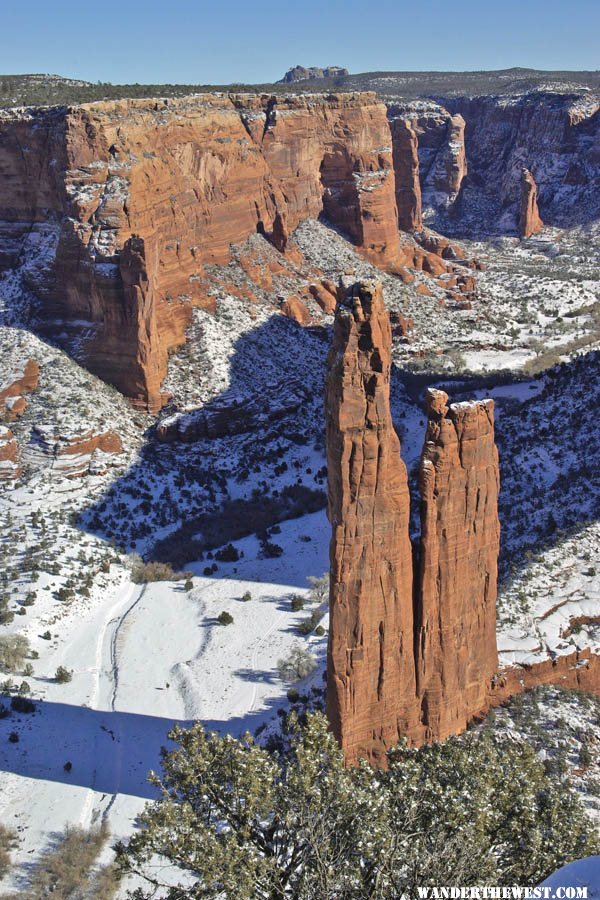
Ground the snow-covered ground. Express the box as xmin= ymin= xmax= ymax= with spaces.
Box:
xmin=0 ymin=215 xmax=599 ymax=889
xmin=0 ymin=509 xmax=330 ymax=887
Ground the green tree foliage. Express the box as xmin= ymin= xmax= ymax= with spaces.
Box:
xmin=117 ymin=713 xmax=598 ymax=898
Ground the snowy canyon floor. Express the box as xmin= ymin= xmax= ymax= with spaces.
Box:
xmin=0 ymin=218 xmax=599 ymax=890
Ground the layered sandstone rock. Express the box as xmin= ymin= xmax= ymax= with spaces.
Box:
xmin=416 ymin=389 xmax=500 ymax=741
xmin=26 ymin=426 xmax=123 ymax=478
xmin=427 ymin=114 xmax=467 ymax=204
xmin=326 ymin=279 xmax=421 ymax=765
xmin=519 ymin=168 xmax=544 ymax=238
xmin=281 ymin=295 xmax=311 ymax=325
xmin=0 ymin=93 xmax=402 ymax=411
xmin=438 ymin=93 xmax=600 ymax=232
xmin=388 ymin=116 xmax=422 ymax=231
xmin=0 ymin=358 xmax=39 ymax=421
xmin=390 ymin=104 xmax=467 ymax=219
xmin=0 ymin=426 xmax=20 ymax=480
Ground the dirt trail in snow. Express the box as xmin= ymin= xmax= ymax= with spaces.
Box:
xmin=79 ymin=581 xmax=146 ymax=828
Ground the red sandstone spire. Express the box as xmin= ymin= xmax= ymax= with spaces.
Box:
xmin=416 ymin=388 xmax=500 ymax=741
xmin=325 ymin=279 xmax=421 ymax=766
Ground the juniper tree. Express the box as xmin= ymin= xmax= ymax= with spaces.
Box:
xmin=117 ymin=713 xmax=598 ymax=899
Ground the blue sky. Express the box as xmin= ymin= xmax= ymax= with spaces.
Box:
xmin=2 ymin=0 xmax=598 ymax=84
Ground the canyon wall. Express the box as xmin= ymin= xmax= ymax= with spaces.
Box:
xmin=0 ymin=93 xmax=402 ymax=411
xmin=3 ymin=88 xmax=596 ymax=412
xmin=387 ymin=92 xmax=600 ymax=234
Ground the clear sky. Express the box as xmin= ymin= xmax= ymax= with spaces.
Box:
xmin=2 ymin=0 xmax=598 ymax=84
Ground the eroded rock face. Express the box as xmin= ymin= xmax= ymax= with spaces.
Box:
xmin=325 ymin=279 xmax=421 ymax=765
xmin=519 ymin=168 xmax=544 ymax=237
xmin=427 ymin=113 xmax=467 ymax=203
xmin=388 ymin=93 xmax=600 ymax=234
xmin=388 ymin=115 xmax=423 ymax=231
xmin=416 ymin=389 xmax=500 ymax=741
xmin=0 ymin=358 xmax=39 ymax=421
xmin=279 ymin=66 xmax=349 ymax=84
xmin=0 ymin=93 xmax=401 ymax=411
xmin=0 ymin=426 xmax=20 ymax=480
xmin=26 ymin=426 xmax=123 ymax=478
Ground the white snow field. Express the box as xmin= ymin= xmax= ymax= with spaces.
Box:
xmin=541 ymin=856 xmax=600 ymax=897
xmin=0 ymin=509 xmax=330 ymax=886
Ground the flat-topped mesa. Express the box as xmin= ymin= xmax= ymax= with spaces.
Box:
xmin=416 ymin=389 xmax=500 ymax=742
xmin=325 ymin=279 xmax=421 ymax=766
xmin=0 ymin=92 xmax=402 ymax=411
xmin=519 ymin=168 xmax=544 ymax=238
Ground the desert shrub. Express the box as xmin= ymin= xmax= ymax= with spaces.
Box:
xmin=260 ymin=541 xmax=283 ymax=559
xmin=2 ymin=823 xmax=119 ymax=899
xmin=0 ymin=634 xmax=30 ymax=672
xmin=217 ymin=611 xmax=234 ymax=626
xmin=41 ymin=631 xmax=51 ymax=640
xmin=116 ymin=713 xmax=598 ymax=899
xmin=290 ymin=595 xmax=305 ymax=611
xmin=0 ymin=823 xmax=17 ymax=879
xmin=129 ymin=554 xmax=192 ymax=584
xmin=297 ymin=609 xmax=324 ymax=635
xmin=307 ymin=573 xmax=329 ymax=604
xmin=55 ymin=666 xmax=73 ymax=684
xmin=277 ymin=644 xmax=317 ymax=682
xmin=214 ymin=543 xmax=240 ymax=562
xmin=241 ymin=591 xmax=252 ymax=602
xmin=10 ymin=695 xmax=35 ymax=713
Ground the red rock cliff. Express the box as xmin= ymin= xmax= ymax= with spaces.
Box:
xmin=0 ymin=93 xmax=402 ymax=411
xmin=416 ymin=389 xmax=500 ymax=741
xmin=325 ymin=279 xmax=421 ymax=766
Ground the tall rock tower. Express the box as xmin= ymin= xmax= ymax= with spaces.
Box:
xmin=325 ymin=281 xmax=501 ymax=765
xmin=416 ymin=389 xmax=500 ymax=741
xmin=325 ymin=280 xmax=422 ymax=766
xmin=519 ymin=168 xmax=544 ymax=238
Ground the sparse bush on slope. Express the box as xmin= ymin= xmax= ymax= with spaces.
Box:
xmin=0 ymin=824 xmax=17 ymax=880
xmin=0 ymin=635 xmax=29 ymax=673
xmin=128 ymin=553 xmax=192 ymax=584
xmin=277 ymin=645 xmax=317 ymax=682
xmin=1 ymin=823 xmax=118 ymax=899
xmin=116 ymin=712 xmax=598 ymax=898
